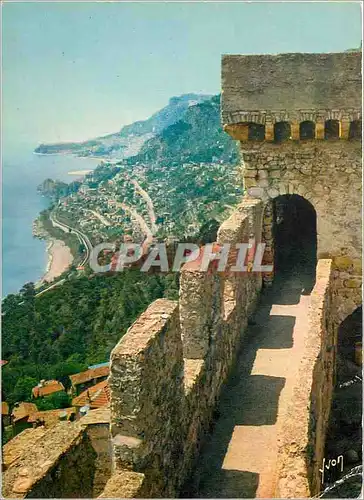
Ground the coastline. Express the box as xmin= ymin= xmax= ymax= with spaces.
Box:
xmin=4 ymin=150 xmax=99 ymax=298
xmin=38 ymin=238 xmax=74 ymax=286
xmin=33 ymin=151 xmax=121 ymax=162
xmin=33 ymin=218 xmax=74 ymax=287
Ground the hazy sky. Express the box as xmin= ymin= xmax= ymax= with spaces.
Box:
xmin=2 ymin=1 xmax=362 ymax=148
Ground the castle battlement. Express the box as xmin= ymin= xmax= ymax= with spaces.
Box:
xmin=3 ymin=51 xmax=361 ymax=499
xmin=222 ymin=52 xmax=361 ymax=141
xmin=107 ymin=198 xmax=264 ymax=498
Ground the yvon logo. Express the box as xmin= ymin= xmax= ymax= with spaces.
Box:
xmin=319 ymin=455 xmax=344 ymax=485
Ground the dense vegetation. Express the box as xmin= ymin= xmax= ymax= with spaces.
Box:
xmin=3 ymin=94 xmax=240 ymax=411
xmin=37 ymin=178 xmax=82 ymax=202
xmin=129 ymin=95 xmax=238 ymax=166
xmin=2 ymin=272 xmax=179 ymax=406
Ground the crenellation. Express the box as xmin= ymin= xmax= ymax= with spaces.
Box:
xmin=4 ymin=49 xmax=360 ymax=499
xmin=109 ymin=299 xmax=184 ymax=494
xmin=104 ymin=198 xmax=265 ymax=498
xmin=179 ymin=266 xmax=223 ymax=360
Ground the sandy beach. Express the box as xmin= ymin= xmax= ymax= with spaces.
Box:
xmin=41 ymin=239 xmax=74 ymax=284
xmin=67 ymin=169 xmax=93 ymax=176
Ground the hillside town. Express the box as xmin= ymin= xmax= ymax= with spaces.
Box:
xmin=2 ymin=362 xmax=110 ymax=445
xmin=37 ymin=159 xmax=243 ymax=249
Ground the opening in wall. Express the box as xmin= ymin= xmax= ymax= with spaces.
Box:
xmin=325 ymin=120 xmax=340 ymax=140
xmin=349 ymin=120 xmax=362 ymax=140
xmin=300 ymin=121 xmax=315 ymax=140
xmin=274 ymin=122 xmax=291 ymax=142
xmin=272 ymin=194 xmax=317 ymax=294
xmin=248 ymin=123 xmax=265 ymax=141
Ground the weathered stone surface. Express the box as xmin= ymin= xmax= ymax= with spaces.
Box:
xmin=3 ymin=422 xmax=96 ymax=499
xmin=98 ymin=471 xmax=146 ymax=498
xmin=109 ymin=299 xmax=184 ymax=496
xmin=222 ymin=53 xmax=361 ymax=121
xmin=81 ymin=413 xmax=112 ymax=497
xmin=179 ymin=269 xmax=221 ymax=359
xmin=2 ymin=427 xmax=47 ymax=471
xmin=275 ymin=260 xmax=336 ymax=497
xmin=344 ymin=278 xmax=361 ymax=288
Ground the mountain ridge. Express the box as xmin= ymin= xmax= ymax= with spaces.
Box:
xmin=34 ymin=93 xmax=213 ymax=159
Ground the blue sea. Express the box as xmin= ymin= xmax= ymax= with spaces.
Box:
xmin=2 ymin=147 xmax=99 ymax=297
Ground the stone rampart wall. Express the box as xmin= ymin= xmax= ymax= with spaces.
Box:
xmin=107 ymin=198 xmax=264 ymax=498
xmin=239 ymin=140 xmax=362 ymax=322
xmin=275 ymin=259 xmax=336 ymax=497
xmin=3 ymin=422 xmax=96 ymax=499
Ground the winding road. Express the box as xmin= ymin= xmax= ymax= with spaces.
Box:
xmin=35 ymin=210 xmax=93 ymax=297
xmin=50 ymin=209 xmax=93 ymax=266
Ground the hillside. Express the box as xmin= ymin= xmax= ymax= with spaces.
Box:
xmin=3 ymin=93 xmax=242 ymax=413
xmin=129 ymin=95 xmax=238 ymax=166
xmin=2 ymin=272 xmax=178 ymax=408
xmin=48 ymin=94 xmax=242 ymax=242
xmin=34 ymin=94 xmax=213 ymax=159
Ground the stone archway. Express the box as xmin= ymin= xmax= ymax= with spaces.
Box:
xmin=262 ymin=194 xmax=317 ymax=292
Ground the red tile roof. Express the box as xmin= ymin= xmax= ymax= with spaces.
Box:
xmin=28 ymin=407 xmax=76 ymax=427
xmin=72 ymin=380 xmax=110 ymax=409
xmin=12 ymin=403 xmax=38 ymax=422
xmin=32 ymin=380 xmax=65 ymax=398
xmin=2 ymin=401 xmax=9 ymax=415
xmin=69 ymin=365 xmax=109 ymax=387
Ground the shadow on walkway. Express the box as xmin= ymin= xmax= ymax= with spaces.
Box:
xmin=184 ymin=271 xmax=311 ymax=498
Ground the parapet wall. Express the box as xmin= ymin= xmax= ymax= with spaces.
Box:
xmin=108 ymin=198 xmax=264 ymax=498
xmin=275 ymin=259 xmax=335 ymax=497
xmin=2 ymin=422 xmax=96 ymax=498
xmin=222 ymin=52 xmax=361 ymax=124
xmin=2 ymin=412 xmax=111 ymax=499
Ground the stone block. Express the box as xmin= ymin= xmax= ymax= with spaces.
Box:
xmin=315 ymin=122 xmax=325 ymax=140
xmin=244 ymin=177 xmax=257 ymax=189
xmin=224 ymin=123 xmax=249 ymax=141
xmin=265 ymin=123 xmax=274 ymax=141
xmin=99 ymin=471 xmax=146 ymax=498
xmin=291 ymin=121 xmax=300 ymax=140
xmin=270 ymin=170 xmax=281 ymax=179
xmin=244 ymin=169 xmax=258 ymax=178
xmin=109 ymin=299 xmax=184 ymax=476
xmin=344 ymin=278 xmax=361 ymax=288
xmin=352 ymin=259 xmax=362 ymax=274
xmin=180 ymin=270 xmax=222 ymax=359
xmin=333 ymin=255 xmax=353 ymax=270
xmin=259 ymin=169 xmax=269 ymax=179
xmin=278 ymin=183 xmax=287 ymax=195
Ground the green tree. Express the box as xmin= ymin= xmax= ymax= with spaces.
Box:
xmin=10 ymin=376 xmax=38 ymax=405
xmin=51 ymin=358 xmax=88 ymax=390
xmin=36 ymin=391 xmax=71 ymax=411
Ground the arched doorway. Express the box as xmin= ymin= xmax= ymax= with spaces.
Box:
xmin=272 ymin=194 xmax=317 ymax=293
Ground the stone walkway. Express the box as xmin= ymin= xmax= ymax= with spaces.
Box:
xmin=192 ymin=267 xmax=314 ymax=498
